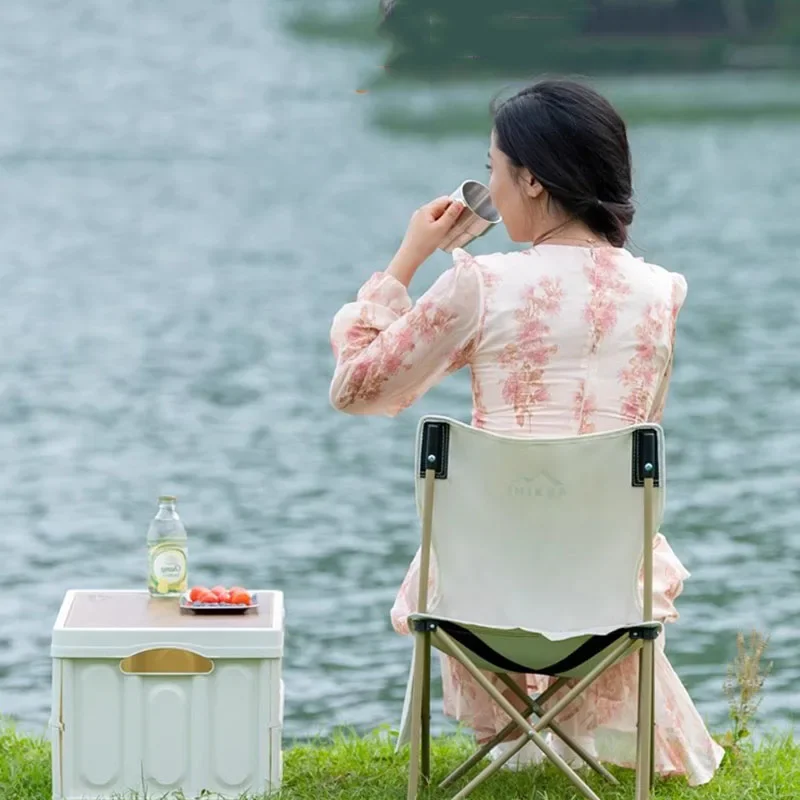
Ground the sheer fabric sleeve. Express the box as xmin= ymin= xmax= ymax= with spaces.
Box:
xmin=650 ymin=272 xmax=688 ymax=423
xmin=329 ymin=254 xmax=483 ymax=416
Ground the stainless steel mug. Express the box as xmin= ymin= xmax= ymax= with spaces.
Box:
xmin=439 ymin=179 xmax=502 ymax=253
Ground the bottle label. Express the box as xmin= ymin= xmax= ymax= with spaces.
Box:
xmin=149 ymin=543 xmax=188 ymax=595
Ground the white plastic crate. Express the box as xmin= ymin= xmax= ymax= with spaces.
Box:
xmin=50 ymin=590 xmax=284 ymax=800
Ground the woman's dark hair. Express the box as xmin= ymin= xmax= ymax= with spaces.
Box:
xmin=492 ymin=79 xmax=634 ymax=247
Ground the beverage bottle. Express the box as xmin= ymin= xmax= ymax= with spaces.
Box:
xmin=147 ymin=495 xmax=188 ymax=597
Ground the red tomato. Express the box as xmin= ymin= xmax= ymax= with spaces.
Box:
xmin=230 ymin=590 xmax=251 ymax=606
xmin=197 ymin=591 xmax=218 ymax=604
xmin=189 ymin=586 xmax=209 ymax=602
xmin=229 ymin=586 xmax=246 ymax=595
xmin=216 ymin=591 xmax=232 ymax=604
xmin=210 ymin=585 xmax=227 ymax=596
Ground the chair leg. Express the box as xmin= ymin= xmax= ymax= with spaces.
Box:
xmin=635 ymin=641 xmax=655 ymax=800
xmin=435 ymin=630 xmax=601 ymax=800
xmin=406 ymin=634 xmax=426 ymax=800
xmin=535 ymin=639 xmax=637 ymax=731
xmin=439 ymin=677 xmax=570 ymax=788
xmin=451 ymin=735 xmax=531 ymax=800
xmin=441 ymin=677 xmax=613 ymax=790
xmin=442 ymin=678 xmax=552 ymax=790
xmin=439 ymin=720 xmax=517 ymax=789
xmin=497 ymin=673 xmax=619 ymax=785
xmin=650 ymin=645 xmax=656 ymax=788
xmin=453 ymin=721 xmax=601 ymax=800
xmin=547 ymin=718 xmax=619 ymax=785
xmin=421 ymin=631 xmax=432 ymax=785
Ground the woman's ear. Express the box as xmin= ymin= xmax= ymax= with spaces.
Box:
xmin=521 ymin=170 xmax=544 ymax=199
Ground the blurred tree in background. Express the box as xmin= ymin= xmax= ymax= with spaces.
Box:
xmin=776 ymin=0 xmax=800 ymax=43
xmin=378 ymin=0 xmax=800 ymax=77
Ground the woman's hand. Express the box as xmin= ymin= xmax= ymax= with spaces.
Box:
xmin=401 ymin=196 xmax=465 ymax=261
xmin=387 ymin=196 xmax=465 ymax=286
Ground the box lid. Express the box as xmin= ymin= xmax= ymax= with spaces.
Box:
xmin=51 ymin=590 xmax=284 ymax=659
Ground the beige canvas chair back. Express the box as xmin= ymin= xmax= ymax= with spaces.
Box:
xmin=414 ymin=416 xmax=666 ymax=640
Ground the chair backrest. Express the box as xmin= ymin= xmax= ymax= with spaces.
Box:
xmin=414 ymin=416 xmax=666 ymax=640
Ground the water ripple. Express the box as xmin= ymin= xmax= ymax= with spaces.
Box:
xmin=0 ymin=0 xmax=798 ymax=743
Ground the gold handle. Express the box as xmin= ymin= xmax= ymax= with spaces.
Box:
xmin=120 ymin=648 xmax=214 ymax=675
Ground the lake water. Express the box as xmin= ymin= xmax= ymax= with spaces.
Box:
xmin=1 ymin=0 xmax=799 ymax=742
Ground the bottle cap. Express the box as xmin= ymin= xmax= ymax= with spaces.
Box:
xmin=158 ymin=495 xmax=177 ymax=503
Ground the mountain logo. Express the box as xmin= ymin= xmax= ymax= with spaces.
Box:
xmin=508 ymin=472 xmax=567 ymax=499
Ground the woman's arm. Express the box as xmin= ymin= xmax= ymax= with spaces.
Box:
xmin=329 ymin=252 xmax=483 ymax=416
xmin=649 ymin=272 xmax=687 ymax=423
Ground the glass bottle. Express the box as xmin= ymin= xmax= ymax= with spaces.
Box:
xmin=147 ymin=495 xmax=188 ymax=597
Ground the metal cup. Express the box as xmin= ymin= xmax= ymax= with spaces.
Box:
xmin=439 ymin=179 xmax=502 ymax=253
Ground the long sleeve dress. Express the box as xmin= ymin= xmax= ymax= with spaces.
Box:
xmin=329 ymin=244 xmax=725 ymax=786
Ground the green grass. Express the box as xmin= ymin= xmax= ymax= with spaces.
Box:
xmin=3 ymin=724 xmax=800 ymax=800
xmin=0 ymin=724 xmax=51 ymax=799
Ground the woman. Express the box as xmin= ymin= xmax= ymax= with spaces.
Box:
xmin=328 ymin=79 xmax=724 ymax=785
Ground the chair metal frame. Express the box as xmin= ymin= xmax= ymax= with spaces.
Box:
xmin=403 ymin=417 xmax=663 ymax=800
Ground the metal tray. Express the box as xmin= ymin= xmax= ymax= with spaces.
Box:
xmin=179 ymin=592 xmax=258 ymax=615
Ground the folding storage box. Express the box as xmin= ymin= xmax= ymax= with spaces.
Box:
xmin=50 ymin=589 xmax=284 ymax=800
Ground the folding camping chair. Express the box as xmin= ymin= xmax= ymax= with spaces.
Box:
xmin=399 ymin=415 xmax=666 ymax=800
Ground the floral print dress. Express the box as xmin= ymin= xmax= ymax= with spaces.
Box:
xmin=329 ymin=244 xmax=725 ymax=786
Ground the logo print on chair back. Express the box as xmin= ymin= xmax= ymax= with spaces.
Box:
xmin=508 ymin=471 xmax=567 ymax=499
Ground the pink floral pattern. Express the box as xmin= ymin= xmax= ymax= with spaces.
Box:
xmin=469 ymin=269 xmax=501 ymax=429
xmin=574 ymin=249 xmax=631 ymax=432
xmin=572 ymin=382 xmax=598 ymax=433
xmin=648 ymin=274 xmax=688 ymax=423
xmin=331 ymin=245 xmax=722 ymax=786
xmin=329 ymin=261 xmax=482 ymax=415
xmin=584 ymin=248 xmax=632 ymax=345
xmin=619 ymin=302 xmax=668 ymax=422
xmin=498 ymin=278 xmax=564 ymax=429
